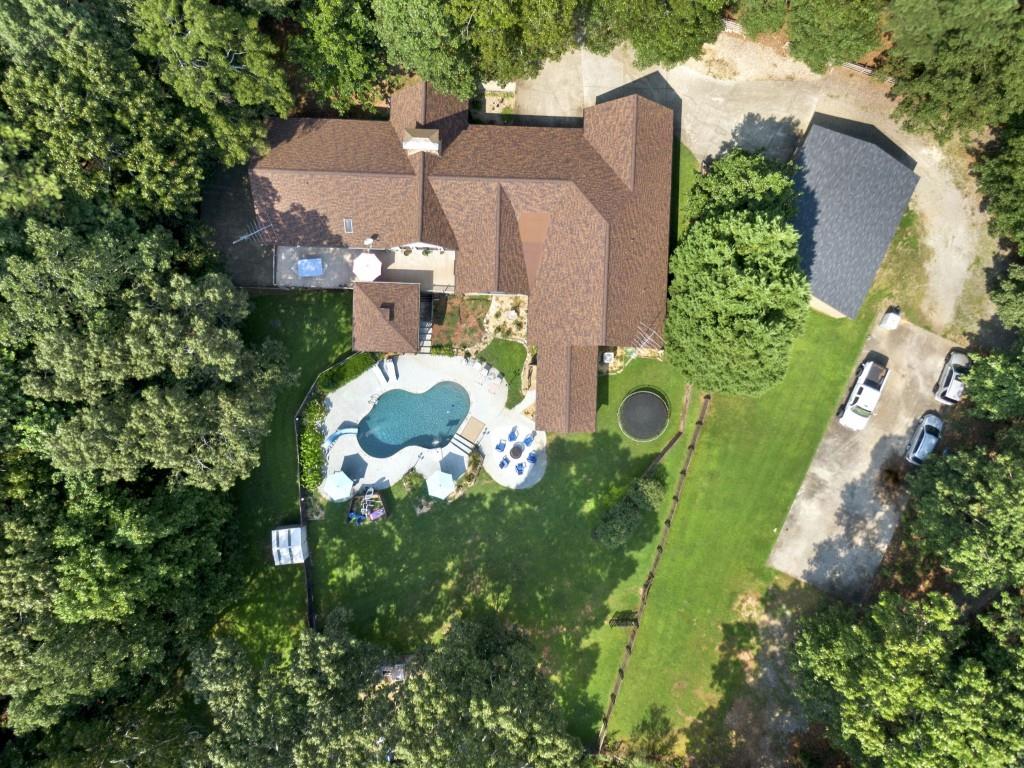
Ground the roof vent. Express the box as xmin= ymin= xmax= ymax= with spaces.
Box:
xmin=379 ymin=302 xmax=395 ymax=321
xmin=402 ymin=128 xmax=441 ymax=155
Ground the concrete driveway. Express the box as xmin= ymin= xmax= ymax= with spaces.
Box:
xmin=767 ymin=318 xmax=954 ymax=600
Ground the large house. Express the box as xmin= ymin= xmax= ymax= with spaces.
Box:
xmin=251 ymin=79 xmax=673 ymax=433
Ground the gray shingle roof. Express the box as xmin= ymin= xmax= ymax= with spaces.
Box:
xmin=793 ymin=115 xmax=919 ymax=318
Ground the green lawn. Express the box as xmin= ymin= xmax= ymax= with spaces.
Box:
xmin=607 ymin=307 xmax=876 ymax=752
xmin=221 ymin=290 xmax=354 ymax=654
xmin=309 ymin=357 xmax=692 ymax=743
xmin=477 ymin=338 xmax=528 ymax=407
xmin=672 ymin=142 xmax=700 ymax=244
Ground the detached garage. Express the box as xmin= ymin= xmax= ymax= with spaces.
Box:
xmin=794 ymin=114 xmax=920 ymax=319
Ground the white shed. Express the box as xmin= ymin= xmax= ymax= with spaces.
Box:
xmin=271 ymin=525 xmax=309 ymax=566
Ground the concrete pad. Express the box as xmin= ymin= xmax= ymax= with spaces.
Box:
xmin=768 ymin=317 xmax=955 ymax=600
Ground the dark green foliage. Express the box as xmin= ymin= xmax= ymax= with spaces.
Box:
xmin=666 ymin=150 xmax=808 ymax=396
xmin=593 ymin=476 xmax=664 ymax=548
xmin=735 ymin=0 xmax=787 ymax=36
xmin=188 ymin=613 xmax=585 ymax=767
xmin=299 ymin=398 xmax=325 ymax=491
xmin=0 ymin=217 xmax=284 ymax=490
xmin=788 ymin=0 xmax=884 ymax=73
xmin=965 ymin=346 xmax=1024 ymax=422
xmin=795 ymin=592 xmax=1024 ymax=768
xmin=992 ymin=263 xmax=1024 ymax=330
xmin=583 ymin=0 xmax=725 ymax=68
xmin=478 ymin=338 xmax=528 ymax=407
xmin=129 ymin=0 xmax=293 ymax=166
xmin=290 ymin=0 xmax=392 ymax=113
xmin=977 ymin=119 xmax=1024 ymax=244
xmin=908 ymin=436 xmax=1024 ymax=594
xmin=886 ymin=0 xmax=1024 ymax=137
xmin=317 ymin=352 xmax=377 ymax=393
xmin=430 ymin=343 xmax=456 ymax=356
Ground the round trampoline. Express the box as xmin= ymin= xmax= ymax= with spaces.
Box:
xmin=618 ymin=389 xmax=670 ymax=442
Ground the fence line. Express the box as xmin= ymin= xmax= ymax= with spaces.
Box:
xmin=596 ymin=393 xmax=713 ymax=753
xmin=292 ymin=351 xmax=361 ymax=630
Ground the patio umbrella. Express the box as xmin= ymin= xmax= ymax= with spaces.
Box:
xmin=426 ymin=470 xmax=456 ymax=499
xmin=353 ymin=251 xmax=382 ymax=282
xmin=319 ymin=471 xmax=354 ymax=501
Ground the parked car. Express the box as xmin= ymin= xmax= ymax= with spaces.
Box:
xmin=839 ymin=360 xmax=889 ymax=431
xmin=905 ymin=413 xmax=944 ymax=465
xmin=934 ymin=350 xmax=971 ymax=405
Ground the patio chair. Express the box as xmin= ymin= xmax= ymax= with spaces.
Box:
xmin=527 ymin=452 xmax=537 ymax=464
xmin=515 ymin=463 xmax=525 ymax=476
xmin=498 ymin=456 xmax=510 ymax=470
xmin=523 ymin=432 xmax=535 ymax=447
xmin=495 ymin=439 xmax=507 ymax=453
xmin=508 ymin=426 xmax=519 ymax=442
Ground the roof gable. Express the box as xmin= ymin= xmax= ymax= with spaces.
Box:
xmin=352 ymin=281 xmax=421 ymax=353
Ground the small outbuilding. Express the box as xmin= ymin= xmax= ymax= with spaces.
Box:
xmin=271 ymin=525 xmax=309 ymax=566
xmin=793 ymin=114 xmax=920 ymax=319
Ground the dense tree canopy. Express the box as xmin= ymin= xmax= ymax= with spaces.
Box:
xmin=0 ymin=217 xmax=283 ymax=490
xmin=788 ymin=0 xmax=884 ymax=73
xmin=189 ymin=614 xmax=585 ymax=768
xmin=796 ymin=592 xmax=1024 ymax=768
xmin=666 ymin=150 xmax=808 ymax=395
xmin=977 ymin=118 xmax=1024 ymax=245
xmin=583 ymin=0 xmax=723 ymax=69
xmin=885 ymin=0 xmax=1024 ymax=137
xmin=734 ymin=0 xmax=787 ymax=37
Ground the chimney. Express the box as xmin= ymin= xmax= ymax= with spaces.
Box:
xmin=402 ymin=128 xmax=441 ymax=156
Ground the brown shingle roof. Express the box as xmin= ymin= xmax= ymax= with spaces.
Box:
xmin=352 ymin=282 xmax=421 ymax=354
xmin=252 ymin=79 xmax=673 ymax=432
xmin=535 ymin=345 xmax=598 ymax=433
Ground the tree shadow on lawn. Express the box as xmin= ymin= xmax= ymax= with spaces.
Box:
xmin=681 ymin=581 xmax=819 ymax=767
xmin=311 ymin=427 xmax=665 ymax=742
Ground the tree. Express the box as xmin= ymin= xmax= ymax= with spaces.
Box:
xmin=666 ymin=213 xmax=808 ymax=395
xmin=795 ymin=592 xmax=1024 ymax=768
xmin=0 ymin=217 xmax=283 ymax=491
xmin=734 ymin=0 xmax=787 ymax=37
xmin=976 ymin=118 xmax=1024 ymax=244
xmin=788 ymin=0 xmax=884 ymax=73
xmin=964 ymin=346 xmax=1024 ymax=422
xmin=593 ymin=476 xmax=664 ymax=548
xmin=372 ymin=0 xmax=478 ymax=99
xmin=885 ymin=0 xmax=1024 ymax=138
xmin=289 ymin=0 xmax=391 ymax=113
xmin=0 ymin=107 xmax=61 ymax=218
xmin=130 ymin=0 xmax=292 ymax=167
xmin=582 ymin=0 xmax=724 ymax=68
xmin=685 ymin=149 xmax=796 ymax=223
xmin=0 ymin=0 xmax=208 ymax=216
xmin=991 ymin=263 xmax=1024 ymax=330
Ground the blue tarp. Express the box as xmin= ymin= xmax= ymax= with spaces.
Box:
xmin=295 ymin=258 xmax=325 ymax=277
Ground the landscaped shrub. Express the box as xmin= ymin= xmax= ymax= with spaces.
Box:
xmin=431 ymin=343 xmax=455 ymax=356
xmin=299 ymin=398 xmax=326 ymax=491
xmin=318 ymin=352 xmax=376 ymax=393
xmin=593 ymin=477 xmax=665 ymax=548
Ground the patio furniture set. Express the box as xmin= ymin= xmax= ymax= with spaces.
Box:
xmin=495 ymin=426 xmax=538 ymax=477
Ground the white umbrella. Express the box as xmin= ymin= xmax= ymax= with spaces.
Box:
xmin=425 ymin=470 xmax=456 ymax=499
xmin=319 ymin=471 xmax=354 ymax=501
xmin=353 ymin=251 xmax=382 ymax=282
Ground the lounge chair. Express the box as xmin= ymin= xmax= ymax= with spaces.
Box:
xmin=515 ymin=463 xmax=525 ymax=476
xmin=523 ymin=432 xmax=535 ymax=447
xmin=495 ymin=439 xmax=507 ymax=452
xmin=498 ymin=456 xmax=510 ymax=469
xmin=527 ymin=452 xmax=537 ymax=464
xmin=508 ymin=426 xmax=519 ymax=442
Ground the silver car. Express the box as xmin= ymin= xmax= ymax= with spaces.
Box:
xmin=934 ymin=351 xmax=970 ymax=405
xmin=905 ymin=413 xmax=944 ymax=465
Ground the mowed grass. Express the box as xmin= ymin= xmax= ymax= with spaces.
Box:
xmin=672 ymin=142 xmax=700 ymax=244
xmin=221 ymin=291 xmax=354 ymax=654
xmin=478 ymin=337 xmax=528 ymax=407
xmin=309 ymin=357 xmax=692 ymax=743
xmin=607 ymin=308 xmax=875 ymax=750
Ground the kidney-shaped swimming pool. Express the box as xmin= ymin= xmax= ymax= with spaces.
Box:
xmin=357 ymin=381 xmax=471 ymax=459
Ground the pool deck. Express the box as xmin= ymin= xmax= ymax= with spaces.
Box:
xmin=321 ymin=354 xmax=547 ymax=494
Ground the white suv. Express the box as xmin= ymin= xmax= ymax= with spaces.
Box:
xmin=934 ymin=351 xmax=970 ymax=405
xmin=839 ymin=360 xmax=889 ymax=431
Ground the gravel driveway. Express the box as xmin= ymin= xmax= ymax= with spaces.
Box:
xmin=767 ymin=318 xmax=954 ymax=600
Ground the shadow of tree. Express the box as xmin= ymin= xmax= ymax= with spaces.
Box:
xmin=630 ymin=704 xmax=679 ymax=760
xmin=715 ymin=112 xmax=802 ymax=163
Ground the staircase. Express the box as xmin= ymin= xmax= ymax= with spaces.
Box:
xmin=449 ymin=433 xmax=475 ymax=455
xmin=418 ymin=295 xmax=434 ymax=353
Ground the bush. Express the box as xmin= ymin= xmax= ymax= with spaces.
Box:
xmin=593 ymin=477 xmax=665 ymax=548
xmin=788 ymin=0 xmax=884 ymax=73
xmin=318 ymin=352 xmax=376 ymax=393
xmin=736 ymin=0 xmax=787 ymax=36
xmin=299 ymin=398 xmax=325 ymax=491
xmin=431 ymin=343 xmax=455 ymax=356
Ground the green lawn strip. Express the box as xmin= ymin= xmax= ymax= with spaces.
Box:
xmin=874 ymin=210 xmax=936 ymax=332
xmin=223 ymin=290 xmax=354 ymax=656
xmin=607 ymin=308 xmax=875 ymax=748
xmin=309 ymin=357 xmax=688 ymax=743
xmin=672 ymin=141 xmax=700 ymax=244
xmin=478 ymin=338 xmax=528 ymax=407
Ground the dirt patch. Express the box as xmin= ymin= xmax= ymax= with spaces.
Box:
xmin=431 ymin=295 xmax=492 ymax=350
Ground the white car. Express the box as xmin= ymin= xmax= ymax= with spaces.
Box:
xmin=839 ymin=360 xmax=889 ymax=431
xmin=906 ymin=413 xmax=943 ymax=465
xmin=934 ymin=350 xmax=970 ymax=405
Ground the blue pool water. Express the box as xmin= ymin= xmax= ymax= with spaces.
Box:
xmin=357 ymin=382 xmax=471 ymax=459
